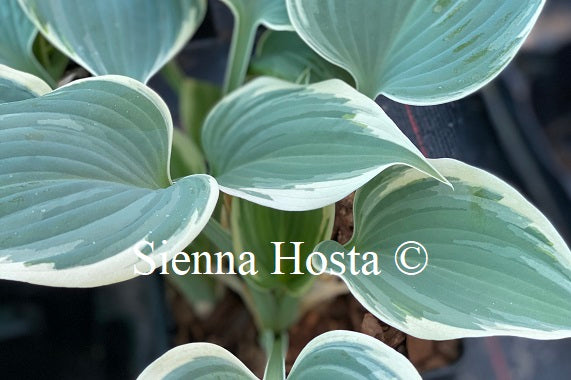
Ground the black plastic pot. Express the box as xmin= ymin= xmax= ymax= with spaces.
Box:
xmin=0 ymin=275 xmax=170 ymax=380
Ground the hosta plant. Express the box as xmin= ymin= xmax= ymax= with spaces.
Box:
xmin=1 ymin=0 xmax=570 ymax=379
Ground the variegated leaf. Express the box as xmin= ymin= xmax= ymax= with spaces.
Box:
xmin=316 ymin=159 xmax=571 ymax=340
xmin=202 ymin=77 xmax=447 ymax=211
xmin=287 ymin=0 xmax=544 ymax=103
xmin=19 ymin=0 xmax=207 ymax=83
xmin=0 ymin=0 xmax=53 ymax=85
xmin=138 ymin=331 xmax=421 ymax=380
xmin=0 ymin=64 xmax=51 ymax=103
xmin=138 ymin=343 xmax=257 ymax=380
xmin=289 ymin=331 xmax=421 ymax=379
xmin=0 ymin=75 xmax=218 ymax=287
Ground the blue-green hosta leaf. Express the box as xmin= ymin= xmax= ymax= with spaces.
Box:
xmin=231 ymin=199 xmax=334 ymax=293
xmin=203 ymin=77 xmax=447 ymax=211
xmin=138 ymin=331 xmax=420 ymax=380
xmin=19 ymin=0 xmax=207 ymax=83
xmin=250 ymin=31 xmax=353 ymax=84
xmin=0 ymin=64 xmax=51 ymax=103
xmin=286 ymin=0 xmax=545 ymax=103
xmin=288 ymin=331 xmax=421 ymax=380
xmin=137 ymin=343 xmax=257 ymax=380
xmin=316 ymin=159 xmax=571 ymax=340
xmin=0 ymin=75 xmax=218 ymax=287
xmin=0 ymin=0 xmax=52 ymax=85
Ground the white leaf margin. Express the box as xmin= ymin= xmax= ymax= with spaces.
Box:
xmin=0 ymin=63 xmax=51 ymax=98
xmin=0 ymin=73 xmax=220 ymax=287
xmin=138 ymin=343 xmax=258 ymax=380
xmin=285 ymin=0 xmax=546 ymax=105
xmin=289 ymin=330 xmax=421 ymax=379
xmin=138 ymin=331 xmax=421 ymax=379
xmin=316 ymin=158 xmax=571 ymax=340
xmin=0 ymin=175 xmax=219 ymax=288
xmin=205 ymin=77 xmax=450 ymax=211
xmin=18 ymin=0 xmax=208 ymax=83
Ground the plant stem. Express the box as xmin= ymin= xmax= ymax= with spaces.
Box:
xmin=262 ymin=330 xmax=288 ymax=380
xmin=223 ymin=10 xmax=258 ymax=94
xmin=246 ymin=281 xmax=301 ymax=332
xmin=161 ymin=60 xmax=186 ymax=94
xmin=201 ymin=218 xmax=233 ymax=253
xmin=167 ymin=272 xmax=220 ymax=318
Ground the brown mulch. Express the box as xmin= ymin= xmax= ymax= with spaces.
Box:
xmin=331 ymin=193 xmax=355 ymax=245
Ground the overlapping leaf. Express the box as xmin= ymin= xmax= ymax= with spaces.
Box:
xmin=202 ymin=77 xmax=447 ymax=211
xmin=0 ymin=0 xmax=52 ymax=85
xmin=287 ymin=0 xmax=545 ymax=103
xmin=0 ymin=74 xmax=218 ymax=287
xmin=0 ymin=64 xmax=51 ymax=103
xmin=19 ymin=0 xmax=207 ymax=83
xmin=316 ymin=159 xmax=571 ymax=339
xmin=250 ymin=31 xmax=353 ymax=84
